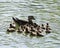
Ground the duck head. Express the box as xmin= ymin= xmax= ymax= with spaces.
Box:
xmin=28 ymin=16 xmax=35 ymax=21
xmin=28 ymin=16 xmax=35 ymax=25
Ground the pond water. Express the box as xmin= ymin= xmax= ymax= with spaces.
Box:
xmin=0 ymin=0 xmax=60 ymax=48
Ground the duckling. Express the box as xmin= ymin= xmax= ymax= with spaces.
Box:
xmin=30 ymin=26 xmax=35 ymax=32
xmin=20 ymin=25 xmax=24 ymax=31
xmin=36 ymin=26 xmax=43 ymax=36
xmin=46 ymin=23 xmax=51 ymax=30
xmin=23 ymin=26 xmax=26 ymax=32
xmin=26 ymin=24 xmax=31 ymax=31
xmin=17 ymin=27 xmax=22 ymax=33
xmin=24 ymin=24 xmax=31 ymax=32
xmin=37 ymin=32 xmax=44 ymax=37
xmin=7 ymin=28 xmax=15 ymax=32
xmin=30 ymin=26 xmax=37 ymax=36
xmin=41 ymin=24 xmax=45 ymax=29
xmin=36 ymin=26 xmax=41 ymax=33
xmin=45 ymin=29 xmax=51 ymax=34
xmin=33 ymin=23 xmax=38 ymax=28
xmin=25 ymin=28 xmax=30 ymax=34
xmin=9 ymin=23 xmax=16 ymax=28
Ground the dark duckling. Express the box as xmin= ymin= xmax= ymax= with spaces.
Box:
xmin=33 ymin=23 xmax=38 ymax=28
xmin=30 ymin=26 xmax=37 ymax=36
xmin=41 ymin=24 xmax=45 ymax=29
xmin=25 ymin=28 xmax=30 ymax=34
xmin=36 ymin=26 xmax=44 ymax=36
xmin=46 ymin=23 xmax=51 ymax=30
xmin=45 ymin=23 xmax=51 ymax=33
xmin=35 ymin=26 xmax=42 ymax=35
xmin=17 ymin=27 xmax=22 ymax=33
xmin=37 ymin=26 xmax=41 ymax=31
xmin=30 ymin=26 xmax=35 ymax=32
xmin=21 ymin=25 xmax=25 ymax=31
xmin=9 ymin=23 xmax=16 ymax=28
xmin=45 ymin=29 xmax=51 ymax=34
xmin=24 ymin=24 xmax=31 ymax=32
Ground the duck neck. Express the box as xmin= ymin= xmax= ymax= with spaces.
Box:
xmin=28 ymin=19 xmax=33 ymax=25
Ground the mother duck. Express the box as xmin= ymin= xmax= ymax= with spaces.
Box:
xmin=12 ymin=16 xmax=38 ymax=26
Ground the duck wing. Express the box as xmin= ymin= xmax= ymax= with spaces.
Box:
xmin=12 ymin=17 xmax=28 ymax=25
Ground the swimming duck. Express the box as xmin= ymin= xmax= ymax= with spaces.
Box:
xmin=12 ymin=16 xmax=35 ymax=26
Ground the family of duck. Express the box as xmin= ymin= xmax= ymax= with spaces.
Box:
xmin=7 ymin=16 xmax=51 ymax=37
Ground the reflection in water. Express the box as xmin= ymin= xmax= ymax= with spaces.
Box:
xmin=0 ymin=0 xmax=60 ymax=48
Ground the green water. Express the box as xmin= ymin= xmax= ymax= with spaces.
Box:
xmin=0 ymin=0 xmax=60 ymax=48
